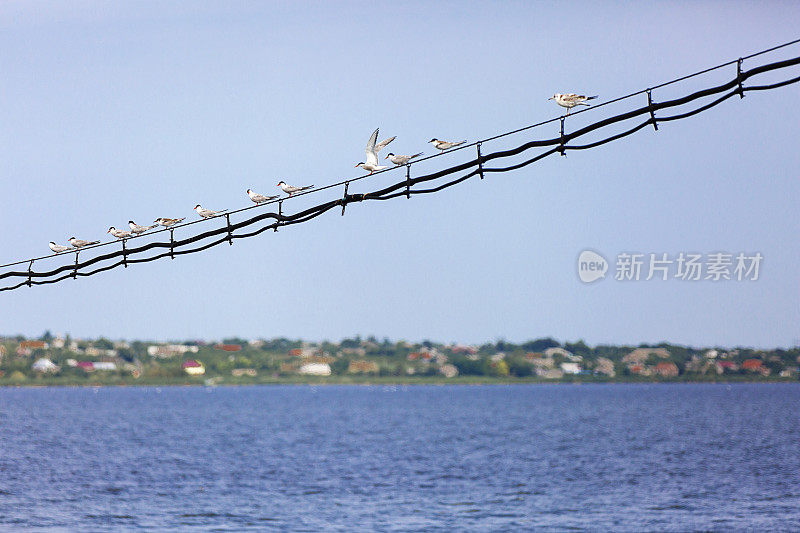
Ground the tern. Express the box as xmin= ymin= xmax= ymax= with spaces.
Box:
xmin=128 ymin=220 xmax=157 ymax=235
xmin=247 ymin=188 xmax=279 ymax=204
xmin=68 ymin=237 xmax=100 ymax=249
xmin=49 ymin=242 xmax=71 ymax=253
xmin=154 ymin=217 xmax=185 ymax=228
xmin=194 ymin=204 xmax=227 ymax=218
xmin=108 ymin=227 xmax=134 ymax=239
xmin=549 ymin=93 xmax=598 ymax=115
xmin=277 ymin=181 xmax=314 ymax=196
xmin=355 ymin=127 xmax=396 ymax=174
xmin=385 ymin=152 xmax=423 ymax=166
xmin=429 ymin=138 xmax=466 ymax=152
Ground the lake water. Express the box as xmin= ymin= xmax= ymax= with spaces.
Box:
xmin=0 ymin=384 xmax=798 ymax=531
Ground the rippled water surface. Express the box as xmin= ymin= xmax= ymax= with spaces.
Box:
xmin=1 ymin=384 xmax=799 ymax=531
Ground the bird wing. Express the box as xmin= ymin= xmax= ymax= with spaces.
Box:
xmin=375 ymin=136 xmax=396 ymax=153
xmin=365 ymin=128 xmax=379 ymax=166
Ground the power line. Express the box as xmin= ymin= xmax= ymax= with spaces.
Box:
xmin=1 ymin=40 xmax=799 ymax=291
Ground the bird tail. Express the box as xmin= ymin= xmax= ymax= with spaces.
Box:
xmin=409 ymin=152 xmax=424 ymax=160
xmin=176 ymin=218 xmax=186 ymax=223
xmin=89 ymin=241 xmax=100 ymax=245
xmin=301 ymin=185 xmax=314 ymax=190
xmin=586 ymin=95 xmax=598 ymax=100
xmin=455 ymin=140 xmax=466 ymax=146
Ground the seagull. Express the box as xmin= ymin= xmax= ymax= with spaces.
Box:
xmin=355 ymin=127 xmax=396 ymax=174
xmin=108 ymin=226 xmax=134 ymax=239
xmin=49 ymin=242 xmax=71 ymax=253
xmin=549 ymin=93 xmax=598 ymax=115
xmin=194 ymin=204 xmax=227 ymax=218
xmin=429 ymin=138 xmax=466 ymax=152
xmin=154 ymin=217 xmax=185 ymax=228
xmin=247 ymin=188 xmax=279 ymax=204
xmin=68 ymin=237 xmax=100 ymax=249
xmin=385 ymin=152 xmax=424 ymax=165
xmin=277 ymin=181 xmax=314 ymax=196
xmin=128 ymin=220 xmax=158 ymax=235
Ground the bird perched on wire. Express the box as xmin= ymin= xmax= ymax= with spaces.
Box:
xmin=277 ymin=181 xmax=314 ymax=196
xmin=429 ymin=138 xmax=466 ymax=152
xmin=128 ymin=220 xmax=158 ymax=235
xmin=194 ymin=204 xmax=227 ymax=219
xmin=247 ymin=188 xmax=279 ymax=204
xmin=153 ymin=217 xmax=185 ymax=228
xmin=549 ymin=93 xmax=598 ymax=115
xmin=49 ymin=241 xmax=71 ymax=253
xmin=108 ymin=227 xmax=134 ymax=239
xmin=385 ymin=152 xmax=423 ymax=166
xmin=68 ymin=237 xmax=99 ymax=249
xmin=355 ymin=127 xmax=395 ymax=174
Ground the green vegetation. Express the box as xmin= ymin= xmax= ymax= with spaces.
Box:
xmin=1 ymin=333 xmax=798 ymax=387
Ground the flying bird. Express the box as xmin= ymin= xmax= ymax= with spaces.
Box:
xmin=128 ymin=220 xmax=157 ymax=235
xmin=429 ymin=138 xmax=466 ymax=152
xmin=68 ymin=237 xmax=100 ymax=249
xmin=549 ymin=93 xmax=598 ymax=114
xmin=277 ymin=181 xmax=314 ymax=196
xmin=355 ymin=127 xmax=395 ymax=174
xmin=154 ymin=217 xmax=185 ymax=228
xmin=247 ymin=189 xmax=279 ymax=204
xmin=108 ymin=227 xmax=134 ymax=239
xmin=49 ymin=242 xmax=71 ymax=253
xmin=385 ymin=152 xmax=424 ymax=166
xmin=194 ymin=204 xmax=227 ymax=218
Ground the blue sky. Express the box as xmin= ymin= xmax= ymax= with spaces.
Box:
xmin=1 ymin=2 xmax=798 ymax=348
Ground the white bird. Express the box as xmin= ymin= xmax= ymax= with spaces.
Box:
xmin=194 ymin=204 xmax=227 ymax=218
xmin=68 ymin=237 xmax=100 ymax=249
xmin=429 ymin=138 xmax=466 ymax=152
xmin=247 ymin=188 xmax=279 ymax=204
xmin=277 ymin=181 xmax=314 ymax=196
xmin=128 ymin=220 xmax=158 ymax=235
xmin=385 ymin=152 xmax=423 ymax=165
xmin=355 ymin=127 xmax=396 ymax=174
xmin=549 ymin=93 xmax=598 ymax=115
xmin=108 ymin=226 xmax=134 ymax=239
xmin=49 ymin=241 xmax=71 ymax=253
xmin=153 ymin=217 xmax=185 ymax=228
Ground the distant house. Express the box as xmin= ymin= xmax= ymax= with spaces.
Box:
xmin=85 ymin=347 xmax=118 ymax=358
xmin=298 ymin=363 xmax=331 ymax=376
xmin=182 ymin=359 xmax=206 ymax=375
xmin=628 ymin=364 xmax=651 ymax=376
xmin=214 ymin=344 xmax=242 ymax=352
xmin=32 ymin=358 xmax=58 ymax=373
xmin=408 ymin=351 xmax=433 ymax=361
xmin=439 ymin=364 xmax=459 ymax=378
xmin=716 ymin=361 xmax=738 ymax=373
xmin=231 ymin=368 xmax=257 ymax=377
xmin=623 ymin=348 xmax=670 ymax=364
xmin=147 ymin=345 xmax=199 ymax=358
xmin=348 ymin=360 xmax=379 ymax=374
xmin=536 ymin=368 xmax=564 ymax=379
xmin=560 ymin=362 xmax=582 ymax=375
xmin=544 ymin=347 xmax=575 ymax=359
xmin=594 ymin=357 xmax=616 ymax=377
xmin=742 ymin=359 xmax=764 ymax=371
xmin=93 ymin=362 xmax=117 ymax=371
xmin=450 ymin=344 xmax=478 ymax=355
xmin=654 ymin=362 xmax=679 ymax=377
xmin=76 ymin=361 xmax=95 ymax=372
xmin=20 ymin=340 xmax=48 ymax=350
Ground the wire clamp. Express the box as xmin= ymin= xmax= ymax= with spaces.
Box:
xmin=72 ymin=252 xmax=79 ymax=280
xmin=647 ymin=89 xmax=658 ymax=131
xmin=122 ymin=239 xmax=128 ymax=268
xmin=27 ymin=260 xmax=33 ymax=287
xmin=558 ymin=118 xmax=567 ymax=157
xmin=341 ymin=181 xmax=350 ymax=216
xmin=477 ymin=143 xmax=485 ymax=179
xmin=169 ymin=229 xmax=175 ymax=260
xmin=405 ymin=165 xmax=411 ymax=199
xmin=226 ymin=213 xmax=233 ymax=245
xmin=736 ymin=57 xmax=745 ymax=98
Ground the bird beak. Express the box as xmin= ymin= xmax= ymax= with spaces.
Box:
xmin=354 ymin=163 xmax=359 ymax=167
xmin=384 ymin=155 xmax=388 ymax=160
xmin=548 ymin=97 xmax=553 ymax=100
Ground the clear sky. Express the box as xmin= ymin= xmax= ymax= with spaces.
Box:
xmin=1 ymin=2 xmax=798 ymax=348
